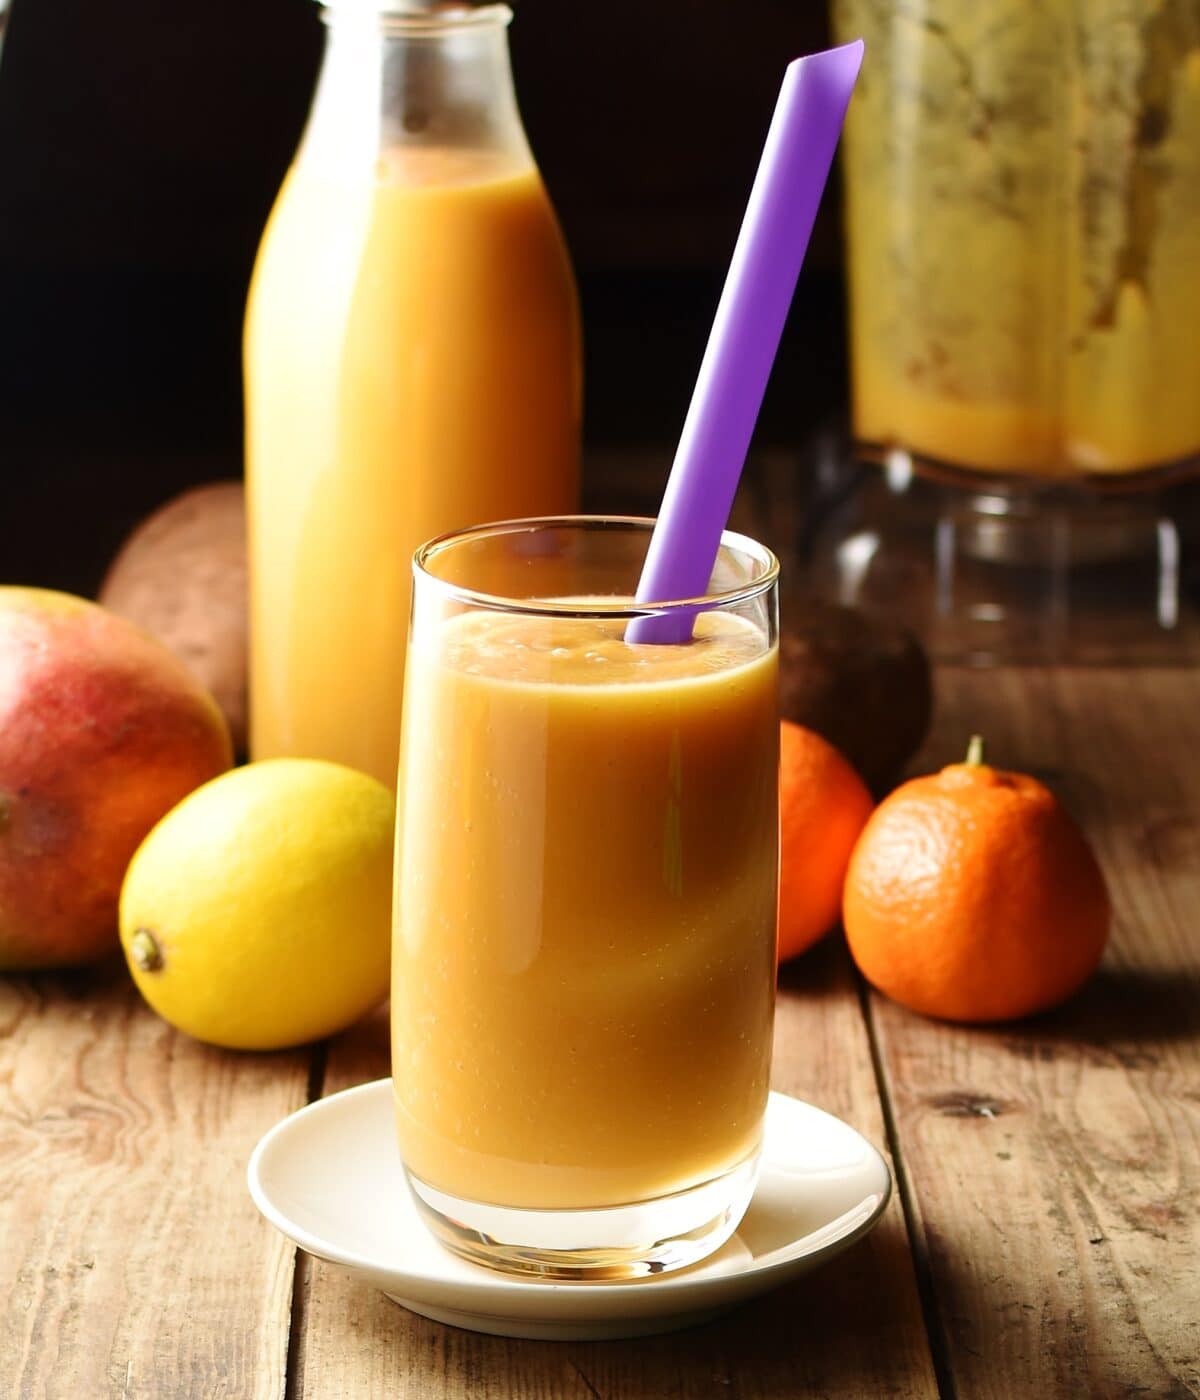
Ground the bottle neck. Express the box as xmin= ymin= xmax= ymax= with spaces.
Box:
xmin=298 ymin=4 xmax=530 ymax=180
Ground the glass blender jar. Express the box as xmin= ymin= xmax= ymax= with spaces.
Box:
xmin=825 ymin=1 xmax=1200 ymax=661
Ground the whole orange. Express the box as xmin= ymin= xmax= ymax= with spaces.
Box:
xmin=778 ymin=719 xmax=874 ymax=963
xmin=843 ymin=738 xmax=1110 ymax=1022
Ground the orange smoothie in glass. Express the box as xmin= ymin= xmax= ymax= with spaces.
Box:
xmin=392 ymin=577 xmax=778 ymax=1227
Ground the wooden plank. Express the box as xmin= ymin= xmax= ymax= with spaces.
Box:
xmin=292 ymin=950 xmax=939 ymax=1398
xmin=0 ymin=961 xmax=309 ymax=1399
xmin=869 ymin=667 xmax=1200 ymax=1400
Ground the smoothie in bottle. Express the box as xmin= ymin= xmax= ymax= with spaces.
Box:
xmin=244 ymin=4 xmax=580 ymax=785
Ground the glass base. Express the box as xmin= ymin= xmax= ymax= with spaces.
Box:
xmin=405 ymin=1151 xmax=760 ymax=1281
xmin=801 ymin=448 xmax=1200 ymax=665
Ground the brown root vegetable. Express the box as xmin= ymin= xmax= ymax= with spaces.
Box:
xmin=779 ymin=599 xmax=933 ymax=794
xmin=99 ymin=482 xmax=247 ymax=755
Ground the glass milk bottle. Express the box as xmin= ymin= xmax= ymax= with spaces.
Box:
xmin=244 ymin=2 xmax=581 ymax=786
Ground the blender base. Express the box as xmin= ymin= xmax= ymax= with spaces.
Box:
xmin=803 ymin=450 xmax=1200 ymax=666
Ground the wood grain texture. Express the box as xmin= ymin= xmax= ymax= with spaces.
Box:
xmin=290 ymin=953 xmax=939 ymax=1398
xmin=870 ymin=668 xmax=1200 ymax=1400
xmin=0 ymin=960 xmax=308 ymax=1399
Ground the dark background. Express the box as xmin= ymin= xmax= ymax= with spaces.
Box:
xmin=0 ymin=0 xmax=844 ymax=595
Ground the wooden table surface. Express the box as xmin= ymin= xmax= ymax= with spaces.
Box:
xmin=3 ymin=461 xmax=1199 ymax=1398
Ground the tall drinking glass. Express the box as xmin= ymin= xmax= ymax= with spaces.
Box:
xmin=391 ymin=517 xmax=779 ymax=1279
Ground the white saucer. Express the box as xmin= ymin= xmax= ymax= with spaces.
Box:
xmin=247 ymin=1079 xmax=890 ymax=1340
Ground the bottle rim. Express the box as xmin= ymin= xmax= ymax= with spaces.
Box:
xmin=317 ymin=1 xmax=513 ymax=31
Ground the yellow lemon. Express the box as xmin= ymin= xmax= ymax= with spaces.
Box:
xmin=119 ymin=758 xmax=394 ymax=1050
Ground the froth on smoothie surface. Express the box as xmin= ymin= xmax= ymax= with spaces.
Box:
xmin=375 ymin=146 xmax=532 ymax=188
xmin=429 ymin=607 xmax=769 ymax=686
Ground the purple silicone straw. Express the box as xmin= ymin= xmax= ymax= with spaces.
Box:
xmin=628 ymin=40 xmax=863 ymax=643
